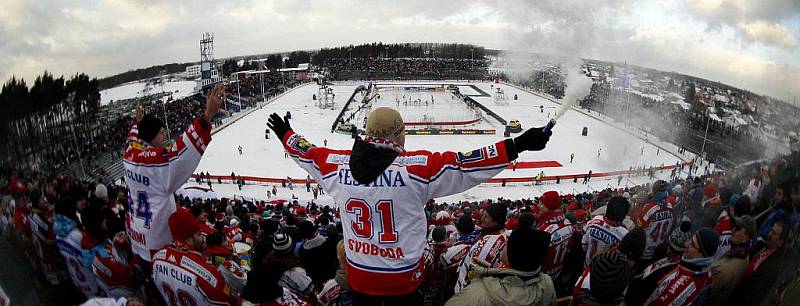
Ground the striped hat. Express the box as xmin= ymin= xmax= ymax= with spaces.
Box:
xmin=590 ymin=251 xmax=630 ymax=303
xmin=273 ymin=233 xmax=293 ymax=253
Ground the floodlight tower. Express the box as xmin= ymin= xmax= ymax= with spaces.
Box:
xmin=200 ymin=32 xmax=215 ymax=87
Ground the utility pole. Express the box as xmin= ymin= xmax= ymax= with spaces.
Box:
xmin=700 ymin=108 xmax=711 ymax=160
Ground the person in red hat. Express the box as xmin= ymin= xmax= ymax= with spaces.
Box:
xmin=536 ymin=190 xmax=574 ymax=278
xmin=151 ymin=209 xmax=239 ymax=306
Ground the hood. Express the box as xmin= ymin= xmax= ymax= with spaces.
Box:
xmin=478 ymin=266 xmax=553 ymax=306
xmin=54 ymin=214 xmax=78 ymax=238
xmin=349 ymin=137 xmax=400 ymax=184
xmin=334 ymin=268 xmax=350 ymax=291
xmin=303 ymin=235 xmax=326 ymax=249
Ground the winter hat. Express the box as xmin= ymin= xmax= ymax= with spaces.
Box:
xmin=669 ymin=220 xmax=692 ymax=253
xmin=672 ymin=184 xmax=683 ymax=195
xmin=507 ymin=228 xmax=550 ymax=272
xmin=619 ymin=228 xmax=646 ymax=260
xmin=366 ymin=107 xmax=404 ymax=138
xmin=590 ymin=252 xmax=630 ymax=303
xmin=431 ymin=225 xmax=447 ymax=243
xmin=94 ymin=184 xmax=108 ymax=201
xmin=137 ymin=114 xmax=164 ymax=144
xmin=230 ymin=218 xmax=240 ymax=227
xmin=651 ymin=180 xmax=668 ymax=193
xmin=540 ymin=191 xmax=561 ymax=211
xmin=456 ymin=214 xmax=475 ymax=234
xmin=606 ymin=196 xmax=630 ymax=222
xmin=168 ymin=209 xmax=202 ymax=242
xmin=575 ymin=210 xmax=587 ymax=223
xmin=434 ymin=210 xmax=452 ymax=226
xmin=733 ymin=215 xmax=756 ymax=238
xmin=703 ymin=183 xmax=718 ymax=198
xmin=517 ymin=212 xmax=535 ymax=230
xmin=695 ymin=228 xmax=720 ymax=258
xmin=485 ymin=202 xmax=508 ymax=225
xmin=272 ymin=233 xmax=293 ymax=253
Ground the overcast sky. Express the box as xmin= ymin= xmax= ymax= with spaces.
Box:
xmin=1 ymin=0 xmax=798 ymax=101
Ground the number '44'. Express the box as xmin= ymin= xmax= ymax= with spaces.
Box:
xmin=128 ymin=191 xmax=153 ymax=229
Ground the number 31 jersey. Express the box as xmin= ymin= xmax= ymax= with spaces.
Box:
xmin=123 ymin=118 xmax=212 ymax=261
xmin=280 ymin=131 xmax=515 ymax=296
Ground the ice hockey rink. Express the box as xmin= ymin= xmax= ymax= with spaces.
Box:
xmin=185 ymin=81 xmax=689 ymax=204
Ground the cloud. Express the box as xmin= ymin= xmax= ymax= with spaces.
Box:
xmin=738 ymin=20 xmax=798 ymax=48
xmin=0 ymin=0 xmax=797 ymax=102
xmin=683 ymin=0 xmax=800 ymax=49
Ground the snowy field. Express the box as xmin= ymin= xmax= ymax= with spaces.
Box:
xmin=100 ymin=80 xmax=197 ymax=105
xmin=187 ymin=81 xmax=686 ymax=203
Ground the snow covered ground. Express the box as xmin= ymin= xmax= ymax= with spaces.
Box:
xmin=100 ymin=80 xmax=197 ymax=105
xmin=186 ymin=81 xmax=688 ymax=203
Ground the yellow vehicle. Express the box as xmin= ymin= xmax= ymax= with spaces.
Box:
xmin=507 ymin=120 xmax=522 ymax=133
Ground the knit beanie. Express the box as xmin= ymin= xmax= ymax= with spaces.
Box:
xmin=434 ymin=211 xmax=452 ymax=226
xmin=272 ymin=232 xmax=293 ymax=253
xmin=696 ymin=228 xmax=720 ymax=258
xmin=168 ymin=209 xmax=202 ymax=242
xmin=507 ymin=228 xmax=550 ymax=272
xmin=619 ymin=228 xmax=646 ymax=260
xmin=606 ymin=196 xmax=630 ymax=222
xmin=669 ymin=220 xmax=692 ymax=253
xmin=703 ymin=184 xmax=718 ymax=198
xmin=540 ymin=191 xmax=561 ymax=211
xmin=138 ymin=114 xmax=164 ymax=144
xmin=590 ymin=252 xmax=630 ymax=303
xmin=485 ymin=202 xmax=508 ymax=225
xmin=456 ymin=214 xmax=475 ymax=234
xmin=733 ymin=215 xmax=756 ymax=238
xmin=366 ymin=107 xmax=404 ymax=138
xmin=94 ymin=184 xmax=108 ymax=201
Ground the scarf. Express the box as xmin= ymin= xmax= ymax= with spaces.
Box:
xmin=681 ymin=255 xmax=714 ymax=270
xmin=727 ymin=240 xmax=752 ymax=258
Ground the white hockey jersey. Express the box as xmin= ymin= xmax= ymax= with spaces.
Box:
xmin=581 ymin=215 xmax=628 ymax=268
xmin=56 ymin=230 xmax=100 ymax=298
xmin=280 ymin=131 xmax=515 ymax=296
xmin=123 ymin=118 xmax=211 ymax=261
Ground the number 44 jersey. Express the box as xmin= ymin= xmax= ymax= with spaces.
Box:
xmin=280 ymin=131 xmax=516 ymax=296
xmin=123 ymin=118 xmax=212 ymax=261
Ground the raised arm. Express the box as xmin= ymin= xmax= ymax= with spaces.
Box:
xmin=163 ymin=84 xmax=225 ymax=193
xmin=423 ymin=125 xmax=552 ymax=199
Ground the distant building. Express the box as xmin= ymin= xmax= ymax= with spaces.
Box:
xmin=185 ymin=65 xmax=201 ymax=79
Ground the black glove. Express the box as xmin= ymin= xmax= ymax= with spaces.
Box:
xmin=513 ymin=125 xmax=552 ymax=153
xmin=267 ymin=113 xmax=292 ymax=140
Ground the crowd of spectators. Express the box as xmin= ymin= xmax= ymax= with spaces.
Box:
xmin=577 ymin=81 xmax=765 ymax=166
xmin=323 ymin=58 xmax=489 ymax=80
xmin=0 ymin=146 xmax=797 ymax=305
xmin=42 ymin=75 xmax=305 ymax=183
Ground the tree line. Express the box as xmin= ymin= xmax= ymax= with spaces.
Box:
xmin=98 ymin=62 xmax=193 ymax=90
xmin=313 ymin=42 xmax=488 ymax=65
xmin=0 ymin=72 xmax=101 ymax=169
